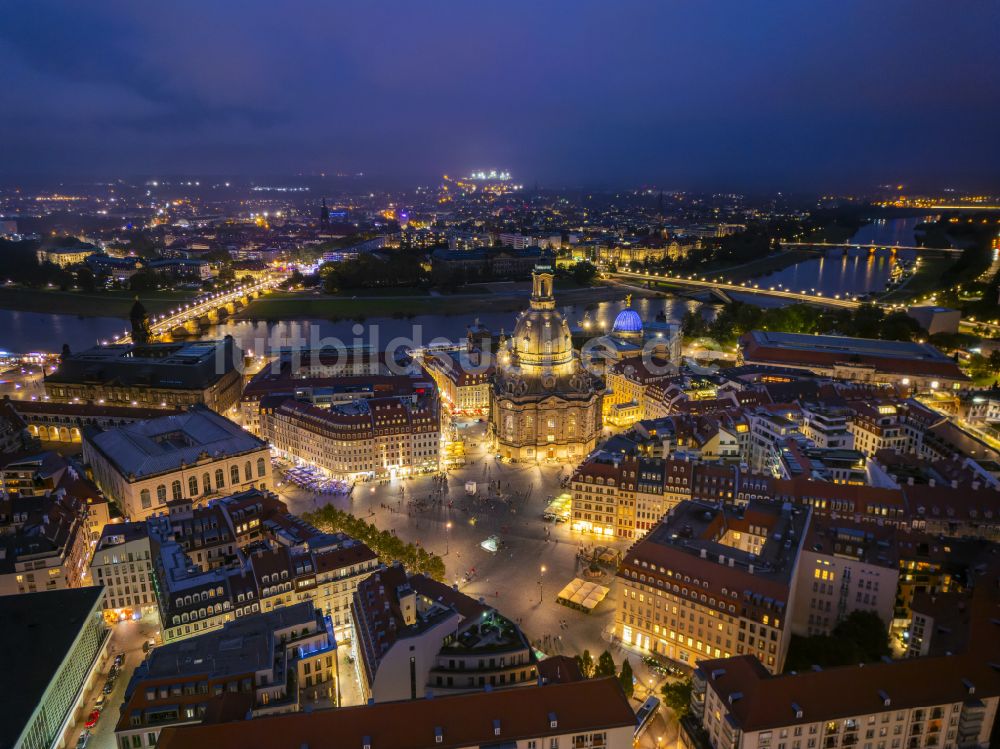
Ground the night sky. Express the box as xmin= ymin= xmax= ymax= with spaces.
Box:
xmin=2 ymin=0 xmax=998 ymax=191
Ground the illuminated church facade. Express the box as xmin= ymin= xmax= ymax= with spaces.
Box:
xmin=490 ymin=260 xmax=603 ymax=462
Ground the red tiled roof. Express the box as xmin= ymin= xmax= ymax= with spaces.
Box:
xmin=155 ymin=678 xmax=636 ymax=749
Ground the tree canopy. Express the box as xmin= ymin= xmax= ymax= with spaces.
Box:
xmin=784 ymin=611 xmax=890 ymax=673
xmin=304 ymin=505 xmax=445 ymax=581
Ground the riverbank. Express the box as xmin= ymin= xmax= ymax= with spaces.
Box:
xmin=0 ymin=287 xmax=198 ymax=317
xmin=712 ymin=249 xmax=817 ymax=282
xmin=877 ymin=257 xmax=956 ymax=304
xmin=238 ymin=283 xmax=630 ymax=320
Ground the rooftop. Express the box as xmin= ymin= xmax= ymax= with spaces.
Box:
xmin=620 ymin=499 xmax=811 ymax=610
xmin=143 ymin=602 xmax=318 ymax=681
xmin=0 ymin=587 xmax=105 ymax=749
xmin=155 ymin=677 xmax=635 ymax=749
xmin=46 ymin=338 xmax=239 ymax=390
xmin=85 ymin=406 xmax=266 ymax=479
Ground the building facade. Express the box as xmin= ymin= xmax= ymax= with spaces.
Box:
xmin=83 ymin=406 xmax=272 ymax=521
xmin=491 ymin=260 xmax=602 ymax=461
xmin=615 ymin=500 xmax=809 ymax=674
xmin=44 ymin=338 xmax=244 ymax=414
xmin=89 ymin=522 xmax=157 ymax=622
xmin=259 ymin=391 xmax=440 ymax=480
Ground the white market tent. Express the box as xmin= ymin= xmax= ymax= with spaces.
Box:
xmin=556 ymin=578 xmax=610 ymax=612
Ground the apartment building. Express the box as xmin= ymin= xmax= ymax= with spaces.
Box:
xmin=104 ymin=488 xmax=379 ymax=643
xmin=691 ymin=653 xmax=998 ymax=749
xmin=154 ymin=677 xmax=637 ymax=749
xmin=259 ymin=390 xmax=440 ymax=480
xmin=352 ymin=564 xmax=537 ymax=702
xmin=90 ymin=522 xmax=157 ymax=621
xmin=789 ymin=519 xmax=900 ymax=637
xmin=422 ymin=344 xmax=493 ymax=416
xmin=748 ymin=408 xmax=804 ymax=473
xmin=801 ymin=406 xmax=855 ymax=450
xmin=0 ymin=455 xmax=100 ymax=596
xmin=155 ymin=521 xmax=378 ymax=644
xmin=571 ymin=453 xmax=774 ymax=540
xmin=116 ymin=602 xmax=339 ymax=749
xmin=850 ymin=403 xmax=909 ymax=458
xmin=615 ymin=499 xmax=810 ymax=674
xmin=604 ymin=356 xmax=675 ymax=428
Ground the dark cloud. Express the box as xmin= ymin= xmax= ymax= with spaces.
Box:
xmin=0 ymin=0 xmax=998 ymax=190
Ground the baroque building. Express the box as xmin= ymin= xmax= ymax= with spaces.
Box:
xmin=490 ymin=259 xmax=602 ymax=461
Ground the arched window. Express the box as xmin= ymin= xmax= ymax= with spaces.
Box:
xmin=257 ymin=457 xmax=266 ymax=478
xmin=244 ymin=461 xmax=252 ymax=481
xmin=140 ymin=488 xmax=152 ymax=509
xmin=203 ymin=473 xmax=211 ymax=494
xmin=156 ymin=484 xmax=167 ymax=504
xmin=230 ymin=465 xmax=240 ymax=485
xmin=215 ymin=468 xmax=225 ymax=489
xmin=171 ymin=480 xmax=182 ymax=501
xmin=189 ymin=476 xmax=198 ymax=497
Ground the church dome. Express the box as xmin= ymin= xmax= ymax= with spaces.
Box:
xmin=612 ymin=308 xmax=643 ymax=335
xmin=512 ymin=307 xmax=574 ymax=371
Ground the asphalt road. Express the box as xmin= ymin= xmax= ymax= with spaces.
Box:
xmin=71 ymin=614 xmax=161 ymax=749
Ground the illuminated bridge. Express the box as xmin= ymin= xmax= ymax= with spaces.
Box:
xmin=114 ymin=275 xmax=285 ymax=344
xmin=782 ymin=242 xmax=963 ymax=256
xmin=613 ymin=269 xmax=864 ymax=309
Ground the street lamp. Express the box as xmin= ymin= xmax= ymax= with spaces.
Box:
xmin=445 ymin=521 xmax=452 ymax=555
xmin=538 ymin=565 xmax=546 ymax=603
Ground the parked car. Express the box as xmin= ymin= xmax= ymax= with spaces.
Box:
xmin=85 ymin=711 xmax=101 ymax=729
xmin=102 ymin=680 xmax=114 ymax=695
xmin=113 ymin=652 xmax=125 ymax=668
xmin=75 ymin=731 xmax=90 ymax=749
xmin=94 ymin=694 xmax=106 ymax=711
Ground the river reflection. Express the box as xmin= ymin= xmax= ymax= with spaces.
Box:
xmin=0 ymin=295 xmax=700 ymax=354
xmin=0 ymin=217 xmax=941 ymax=354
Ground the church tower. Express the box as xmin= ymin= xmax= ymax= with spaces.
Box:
xmin=130 ymin=297 xmax=152 ymax=345
xmin=320 ymin=198 xmax=330 ymax=227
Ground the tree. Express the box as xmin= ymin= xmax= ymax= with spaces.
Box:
xmin=681 ymin=310 xmax=708 ymax=339
xmin=575 ymin=650 xmax=595 ymax=679
xmin=594 ymin=650 xmax=616 ymax=678
xmin=570 ymin=261 xmax=597 ymax=286
xmin=784 ymin=611 xmax=889 ymax=673
xmin=989 ymin=350 xmax=1000 ymax=374
xmin=661 ymin=678 xmax=693 ymax=718
xmin=618 ymin=658 xmax=634 ymax=699
xmin=76 ymin=267 xmax=96 ymax=292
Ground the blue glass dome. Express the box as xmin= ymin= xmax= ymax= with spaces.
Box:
xmin=612 ymin=308 xmax=643 ymax=334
